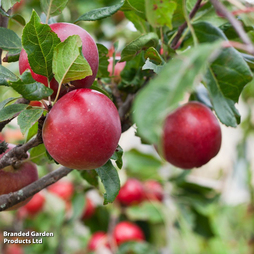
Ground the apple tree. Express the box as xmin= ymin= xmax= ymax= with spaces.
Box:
xmin=0 ymin=0 xmax=254 ymax=253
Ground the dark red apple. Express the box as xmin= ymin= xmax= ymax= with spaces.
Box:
xmin=19 ymin=22 xmax=99 ymax=100
xmin=4 ymin=244 xmax=24 ymax=254
xmin=161 ymin=101 xmax=222 ymax=169
xmin=48 ymin=180 xmax=74 ymax=201
xmin=87 ymin=232 xmax=108 ymax=251
xmin=144 ymin=180 xmax=163 ymax=201
xmin=22 ymin=192 xmax=45 ymax=215
xmin=0 ymin=145 xmax=38 ymax=210
xmin=42 ymin=88 xmax=121 ymax=170
xmin=82 ymin=197 xmax=95 ymax=220
xmin=116 ymin=178 xmax=145 ymax=206
xmin=113 ymin=221 xmax=145 ymax=246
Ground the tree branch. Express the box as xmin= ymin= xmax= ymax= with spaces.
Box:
xmin=210 ymin=0 xmax=254 ymax=54
xmin=0 ymin=115 xmax=45 ymax=170
xmin=0 ymin=166 xmax=73 ymax=211
xmin=171 ymin=0 xmax=203 ymax=49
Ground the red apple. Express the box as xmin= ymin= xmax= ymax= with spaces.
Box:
xmin=42 ymin=89 xmax=121 ymax=170
xmin=0 ymin=133 xmax=4 ymax=142
xmin=82 ymin=197 xmax=95 ymax=220
xmin=29 ymin=101 xmax=43 ymax=107
xmin=116 ymin=179 xmax=145 ymax=206
xmin=22 ymin=192 xmax=45 ymax=215
xmin=48 ymin=180 xmax=74 ymax=201
xmin=87 ymin=232 xmax=108 ymax=251
xmin=19 ymin=22 xmax=99 ymax=100
xmin=161 ymin=101 xmax=222 ymax=169
xmin=113 ymin=221 xmax=145 ymax=246
xmin=0 ymin=144 xmax=38 ymax=210
xmin=144 ymin=180 xmax=163 ymax=201
xmin=108 ymin=57 xmax=126 ymax=83
xmin=4 ymin=244 xmax=24 ymax=254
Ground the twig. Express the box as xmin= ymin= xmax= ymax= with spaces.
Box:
xmin=0 ymin=115 xmax=45 ymax=170
xmin=210 ymin=0 xmax=254 ymax=55
xmin=0 ymin=98 xmax=30 ymax=132
xmin=0 ymin=166 xmax=73 ymax=211
xmin=171 ymin=0 xmax=203 ymax=49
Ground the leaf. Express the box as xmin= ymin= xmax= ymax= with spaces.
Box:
xmin=25 ymin=122 xmax=38 ymax=142
xmin=22 ymin=10 xmax=61 ymax=79
xmin=0 ymin=104 xmax=27 ymax=122
xmin=126 ymin=201 xmax=164 ymax=223
xmin=30 ymin=144 xmax=49 ymax=165
xmin=3 ymin=52 xmax=20 ymax=63
xmin=74 ymin=0 xmax=125 ymax=22
xmin=96 ymin=44 xmax=110 ymax=78
xmin=125 ymin=149 xmax=162 ymax=180
xmin=133 ymin=42 xmax=222 ymax=144
xmin=0 ymin=97 xmax=18 ymax=111
xmin=142 ymin=58 xmax=164 ymax=74
xmin=68 ymin=193 xmax=86 ymax=223
xmin=117 ymin=241 xmax=159 ymax=254
xmin=145 ymin=0 xmax=177 ymax=29
xmin=17 ymin=108 xmax=44 ymax=135
xmin=1 ymin=0 xmax=20 ymax=11
xmin=95 ymin=160 xmax=120 ymax=205
xmin=10 ymin=14 xmax=26 ymax=26
xmin=0 ymin=65 xmax=19 ymax=86
xmin=80 ymin=170 xmax=99 ymax=187
xmin=40 ymin=0 xmax=68 ymax=17
xmin=52 ymin=35 xmax=92 ymax=85
xmin=120 ymin=33 xmax=159 ymax=62
xmin=144 ymin=47 xmax=164 ymax=65
xmin=0 ymin=27 xmax=22 ymax=54
xmin=124 ymin=11 xmax=149 ymax=33
xmin=10 ymin=71 xmax=53 ymax=101
xmin=111 ymin=145 xmax=123 ymax=169
xmin=194 ymin=22 xmax=253 ymax=102
xmin=123 ymin=0 xmax=146 ymax=20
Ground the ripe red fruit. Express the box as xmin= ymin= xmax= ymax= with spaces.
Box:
xmin=116 ymin=179 xmax=145 ymax=206
xmin=87 ymin=232 xmax=108 ymax=251
xmin=48 ymin=181 xmax=74 ymax=201
xmin=113 ymin=221 xmax=145 ymax=246
xmin=22 ymin=192 xmax=45 ymax=215
xmin=144 ymin=180 xmax=163 ymax=201
xmin=19 ymin=22 xmax=99 ymax=100
xmin=29 ymin=101 xmax=43 ymax=107
xmin=42 ymin=89 xmax=121 ymax=170
xmin=82 ymin=197 xmax=95 ymax=220
xmin=4 ymin=244 xmax=24 ymax=254
xmin=0 ymin=133 xmax=4 ymax=141
xmin=0 ymin=145 xmax=38 ymax=210
xmin=161 ymin=101 xmax=222 ymax=169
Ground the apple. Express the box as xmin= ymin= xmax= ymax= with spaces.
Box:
xmin=82 ymin=197 xmax=95 ymax=220
xmin=144 ymin=180 xmax=163 ymax=201
xmin=87 ymin=232 xmax=109 ymax=251
xmin=108 ymin=57 xmax=126 ymax=83
xmin=29 ymin=101 xmax=43 ymax=107
xmin=19 ymin=22 xmax=99 ymax=100
xmin=161 ymin=101 xmax=222 ymax=169
xmin=0 ymin=144 xmax=38 ymax=210
xmin=116 ymin=178 xmax=145 ymax=206
xmin=113 ymin=221 xmax=145 ymax=246
xmin=48 ymin=180 xmax=74 ymax=201
xmin=4 ymin=244 xmax=24 ymax=254
xmin=0 ymin=133 xmax=4 ymax=142
xmin=42 ymin=88 xmax=121 ymax=170
xmin=22 ymin=192 xmax=45 ymax=215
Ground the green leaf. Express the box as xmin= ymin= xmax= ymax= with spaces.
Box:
xmin=111 ymin=145 xmax=123 ymax=169
xmin=17 ymin=108 xmax=44 ymax=135
xmin=74 ymin=0 xmax=125 ymax=22
xmin=30 ymin=144 xmax=49 ymax=165
xmin=123 ymin=0 xmax=146 ymax=20
xmin=95 ymin=160 xmax=120 ymax=205
xmin=194 ymin=22 xmax=253 ymax=102
xmin=68 ymin=193 xmax=85 ymax=223
xmin=10 ymin=14 xmax=26 ymax=26
xmin=80 ymin=170 xmax=99 ymax=187
xmin=133 ymin=42 xmax=222 ymax=144
xmin=125 ymin=149 xmax=162 ymax=180
xmin=22 ymin=10 xmax=61 ymax=79
xmin=0 ymin=104 xmax=27 ymax=122
xmin=96 ymin=43 xmax=110 ymax=78
xmin=142 ymin=59 xmax=164 ymax=74
xmin=0 ymin=97 xmax=18 ymax=111
xmin=117 ymin=241 xmax=159 ymax=254
xmin=144 ymin=47 xmax=164 ymax=65
xmin=124 ymin=11 xmax=149 ymax=33
xmin=25 ymin=122 xmax=38 ymax=142
xmin=126 ymin=201 xmax=164 ymax=223
xmin=0 ymin=27 xmax=22 ymax=54
xmin=40 ymin=0 xmax=68 ymax=17
xmin=120 ymin=33 xmax=159 ymax=62
xmin=10 ymin=71 xmax=53 ymax=101
xmin=1 ymin=0 xmax=20 ymax=11
xmin=145 ymin=0 xmax=177 ymax=29
xmin=53 ymin=35 xmax=92 ymax=85
xmin=0 ymin=65 xmax=19 ymax=86
xmin=3 ymin=52 xmax=20 ymax=63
